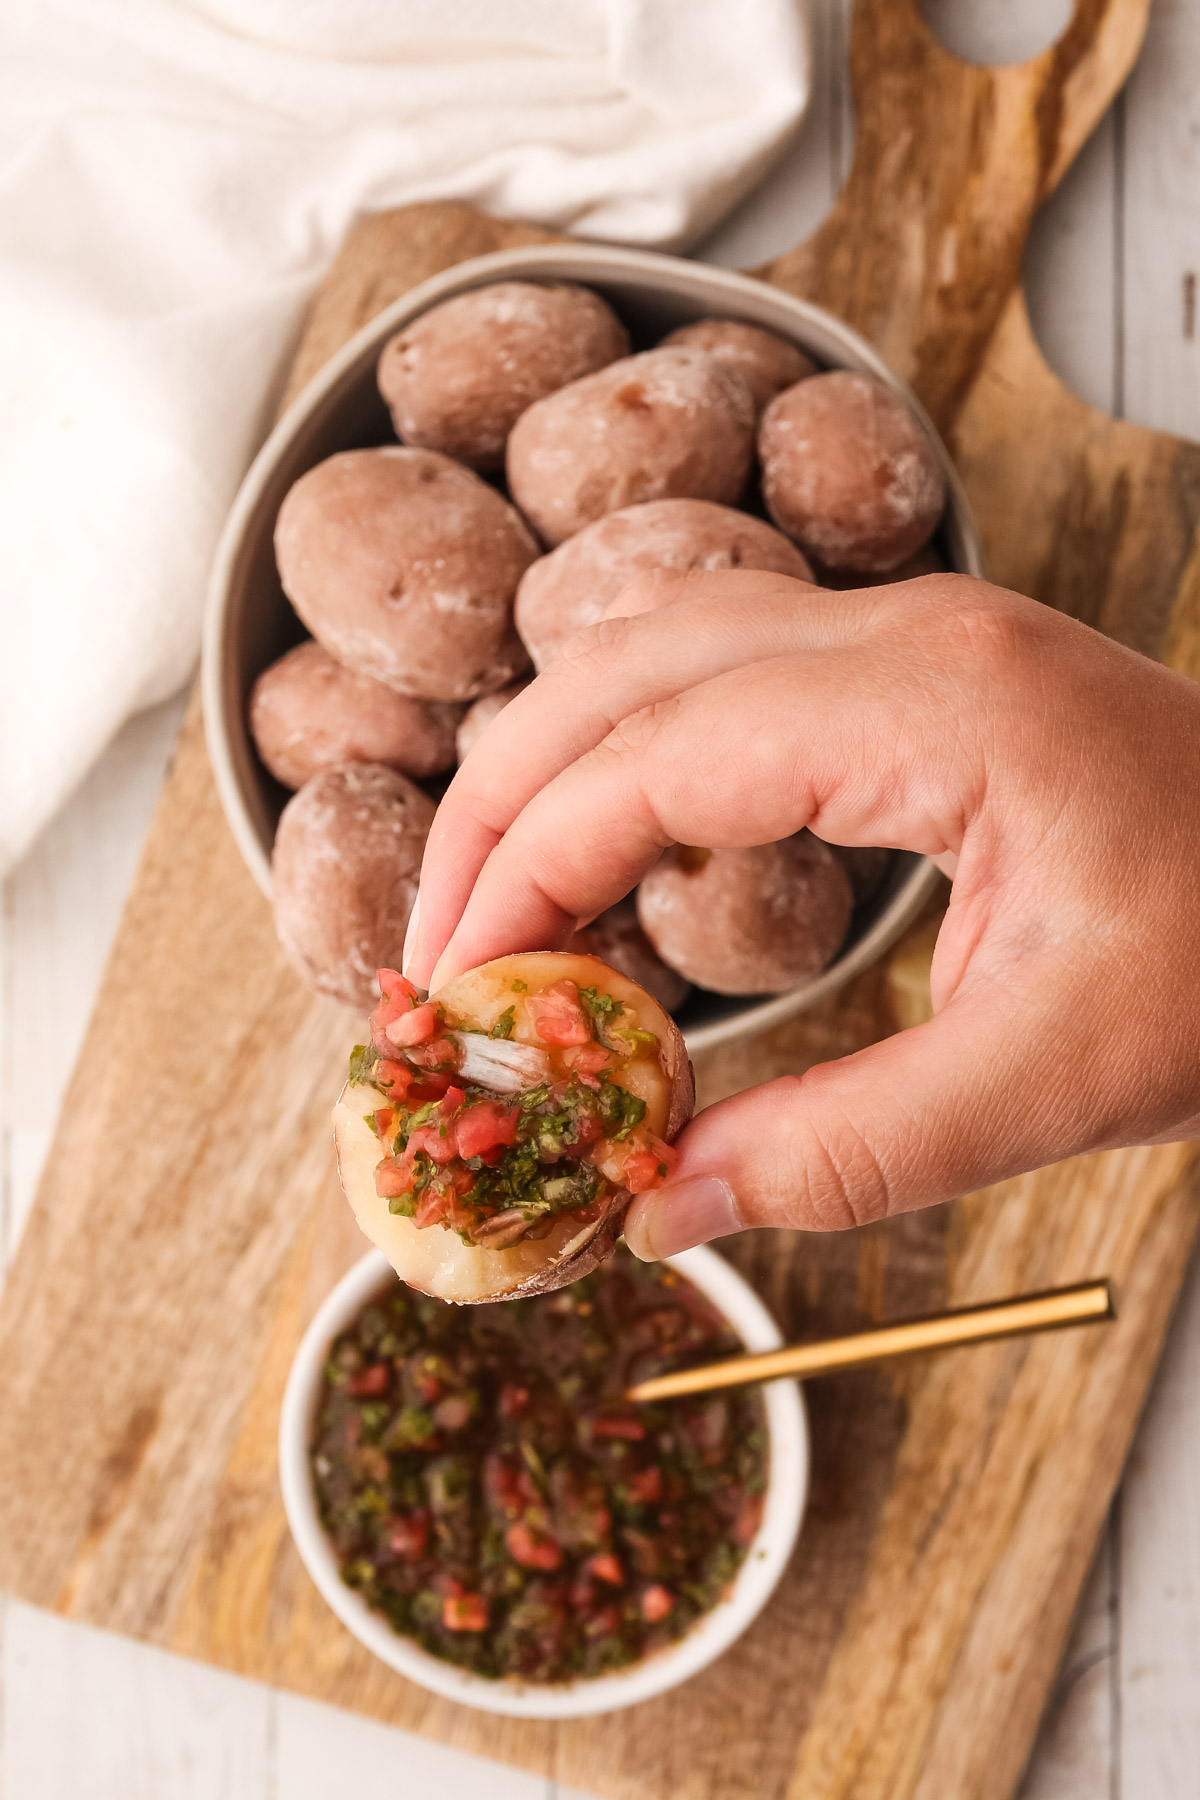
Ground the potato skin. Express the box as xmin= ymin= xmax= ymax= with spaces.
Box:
xmin=250 ymin=641 xmax=461 ymax=789
xmin=377 ymin=281 xmax=629 ymax=471
xmin=274 ymin=447 xmax=536 ymax=701
xmin=760 ymin=371 xmax=946 ymax=573
xmin=515 ymin=498 xmax=813 ymax=669
xmin=334 ymin=951 xmax=695 ymax=1302
xmin=272 ymin=763 xmax=434 ymax=1009
xmin=637 ymin=835 xmax=854 ymax=996
xmin=661 ymin=317 xmax=817 ymax=413
xmin=455 ymin=678 xmax=530 ymax=763
xmin=570 ymin=899 xmax=691 ymax=1013
xmin=506 ymin=348 xmax=756 ymax=546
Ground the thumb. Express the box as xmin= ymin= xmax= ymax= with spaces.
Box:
xmin=622 ymin=981 xmax=1106 ymax=1258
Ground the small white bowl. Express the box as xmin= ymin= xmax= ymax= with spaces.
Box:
xmin=279 ymin=1245 xmax=808 ymax=1719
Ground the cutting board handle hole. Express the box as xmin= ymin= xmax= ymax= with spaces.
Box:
xmin=919 ymin=0 xmax=1075 ymax=68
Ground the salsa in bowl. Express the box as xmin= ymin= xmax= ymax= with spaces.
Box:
xmin=280 ymin=1245 xmax=807 ymax=1717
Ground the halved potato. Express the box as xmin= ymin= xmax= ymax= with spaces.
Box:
xmin=333 ymin=951 xmax=694 ymax=1304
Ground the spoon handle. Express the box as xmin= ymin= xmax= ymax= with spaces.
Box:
xmin=625 ymin=1279 xmax=1115 ymax=1403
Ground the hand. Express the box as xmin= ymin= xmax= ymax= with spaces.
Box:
xmin=405 ymin=571 xmax=1200 ymax=1258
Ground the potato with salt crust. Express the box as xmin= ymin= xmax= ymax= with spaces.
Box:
xmin=760 ymin=371 xmax=946 ymax=573
xmin=515 ymin=498 xmax=813 ymax=669
xmin=272 ymin=763 xmax=434 ymax=1011
xmin=661 ymin=317 xmax=817 ymax=413
xmin=250 ymin=641 xmax=461 ymax=789
xmin=570 ymin=898 xmax=691 ymax=1013
xmin=274 ymin=447 xmax=536 ymax=702
xmin=506 ymin=347 xmax=756 ymax=546
xmin=333 ymin=952 xmax=694 ymax=1302
xmin=455 ymin=679 xmax=530 ymax=764
xmin=637 ymin=834 xmax=853 ymax=996
xmin=377 ymin=281 xmax=629 ymax=471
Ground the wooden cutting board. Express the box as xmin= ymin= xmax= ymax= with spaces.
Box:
xmin=2 ymin=3 xmax=1198 ymax=1797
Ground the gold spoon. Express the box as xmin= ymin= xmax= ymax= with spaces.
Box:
xmin=625 ymin=1279 xmax=1115 ymax=1403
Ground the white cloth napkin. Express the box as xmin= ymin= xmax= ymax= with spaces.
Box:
xmin=0 ymin=0 xmax=810 ymax=876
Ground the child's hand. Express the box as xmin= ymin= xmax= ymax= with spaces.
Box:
xmin=405 ymin=571 xmax=1200 ymax=1257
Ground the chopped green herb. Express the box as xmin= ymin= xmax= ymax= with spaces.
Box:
xmin=348 ymin=1043 xmax=379 ymax=1085
xmin=579 ymin=986 xmax=623 ymax=1018
xmin=511 ymin=979 xmax=528 ymax=993
xmin=598 ymin=1080 xmax=646 ymax=1140
xmin=489 ymin=1006 xmax=516 ymax=1039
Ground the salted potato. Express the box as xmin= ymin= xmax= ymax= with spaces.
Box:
xmin=515 ymin=498 xmax=813 ymax=669
xmin=334 ymin=952 xmax=694 ymax=1303
xmin=377 ymin=281 xmax=629 ymax=471
xmin=661 ymin=317 xmax=817 ymax=413
xmin=274 ymin=447 xmax=536 ymax=701
xmin=760 ymin=371 xmax=946 ymax=573
xmin=250 ymin=641 xmax=461 ymax=789
xmin=570 ymin=899 xmax=691 ymax=1013
xmin=637 ymin=834 xmax=853 ymax=996
xmin=506 ymin=347 xmax=756 ymax=546
xmin=455 ymin=679 xmax=530 ymax=764
xmin=272 ymin=763 xmax=434 ymax=1010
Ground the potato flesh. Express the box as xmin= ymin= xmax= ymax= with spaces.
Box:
xmin=333 ymin=951 xmax=682 ymax=1302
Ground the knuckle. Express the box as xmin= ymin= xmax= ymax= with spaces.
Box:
xmin=551 ymin=612 xmax=636 ymax=683
xmin=929 ymin=581 xmax=1044 ymax=677
xmin=600 ymin=693 xmax=684 ymax=762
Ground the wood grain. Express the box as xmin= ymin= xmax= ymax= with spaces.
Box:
xmin=2 ymin=3 xmax=1200 ymax=1798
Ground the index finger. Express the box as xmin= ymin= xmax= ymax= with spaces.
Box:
xmin=407 ymin=572 xmax=886 ymax=985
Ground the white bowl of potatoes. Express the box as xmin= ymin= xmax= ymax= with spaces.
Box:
xmin=203 ymin=244 xmax=980 ymax=1052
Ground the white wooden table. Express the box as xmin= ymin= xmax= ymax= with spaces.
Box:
xmin=3 ymin=4 xmax=1199 ymax=1793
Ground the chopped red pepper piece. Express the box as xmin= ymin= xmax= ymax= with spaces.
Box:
xmin=589 ymin=1414 xmax=646 ymax=1441
xmin=374 ymin=1059 xmax=412 ymax=1099
xmin=627 ymin=1466 xmax=662 ymax=1504
xmin=374 ymin=1157 xmax=415 ymax=1200
xmin=640 ymin=1584 xmax=674 ymax=1623
xmin=499 ymin=1383 xmax=530 ymax=1420
xmin=414 ymin=1186 xmax=452 ymax=1230
xmin=443 ymin=1593 xmax=489 ymax=1632
xmin=734 ymin=1493 xmax=765 ymax=1547
xmin=386 ymin=1001 xmax=437 ymax=1047
xmin=587 ymin=1552 xmax=625 ymax=1587
xmin=529 ymin=979 xmax=590 ymax=1047
xmin=387 ymin=1513 xmax=429 ymax=1559
xmin=346 ymin=1363 xmax=388 ymax=1397
xmin=506 ymin=1521 xmax=564 ymax=1571
xmin=622 ymin=1138 xmax=678 ymax=1193
xmin=377 ymin=968 xmax=418 ymax=1004
xmin=454 ymin=1100 xmax=520 ymax=1160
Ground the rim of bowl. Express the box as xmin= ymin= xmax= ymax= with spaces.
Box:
xmin=204 ymin=242 xmax=973 ymax=1053
xmin=279 ymin=1243 xmax=808 ymax=1720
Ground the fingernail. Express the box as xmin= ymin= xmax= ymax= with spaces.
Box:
xmin=401 ymin=890 xmax=421 ymax=979
xmin=623 ymin=1177 xmax=741 ymax=1262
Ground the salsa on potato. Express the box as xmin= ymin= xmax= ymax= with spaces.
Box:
xmin=334 ymin=953 xmax=693 ymax=1302
xmin=311 ymin=1250 xmax=768 ymax=1682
